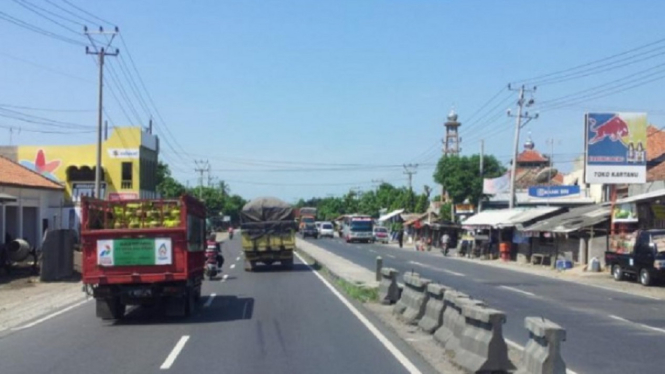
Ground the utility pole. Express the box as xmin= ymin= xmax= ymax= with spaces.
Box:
xmin=85 ymin=26 xmax=119 ymax=199
xmin=403 ymin=163 xmax=418 ymax=211
xmin=507 ymin=84 xmax=538 ymax=209
xmin=479 ymin=139 xmax=484 ymax=212
xmin=8 ymin=127 xmax=20 ymax=145
xmin=103 ymin=120 xmax=108 ymax=140
xmin=194 ymin=160 xmax=209 ymax=200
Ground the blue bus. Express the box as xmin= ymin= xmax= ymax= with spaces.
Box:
xmin=342 ymin=214 xmax=374 ymax=243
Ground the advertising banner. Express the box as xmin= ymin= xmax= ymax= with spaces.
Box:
xmin=97 ymin=238 xmax=172 ymax=266
xmin=72 ymin=182 xmax=106 ymax=201
xmin=585 ymin=112 xmax=647 ymax=184
xmin=107 ymin=148 xmax=139 ymax=159
xmin=483 ymin=173 xmax=510 ymax=194
xmin=455 ymin=204 xmax=475 ymax=215
xmin=612 ymin=203 xmax=638 ymax=223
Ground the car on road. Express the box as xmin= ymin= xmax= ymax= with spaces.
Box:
xmin=302 ymin=223 xmax=319 ymax=239
xmin=606 ymin=229 xmax=665 ymax=286
xmin=318 ymin=222 xmax=335 ymax=238
xmin=372 ymin=226 xmax=389 ymax=244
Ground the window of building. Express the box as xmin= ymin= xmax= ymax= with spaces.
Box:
xmin=121 ymin=162 xmax=133 ymax=189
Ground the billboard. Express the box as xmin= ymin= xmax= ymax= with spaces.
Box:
xmin=585 ymin=112 xmax=647 ymax=184
xmin=528 ymin=185 xmax=580 ymax=199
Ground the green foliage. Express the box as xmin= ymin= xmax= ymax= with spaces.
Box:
xmin=433 ymin=154 xmax=505 ymax=204
xmin=157 ymin=161 xmax=247 ymax=224
xmin=439 ymin=202 xmax=453 ymax=221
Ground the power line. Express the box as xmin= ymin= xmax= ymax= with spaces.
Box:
xmin=12 ymin=0 xmax=83 ymax=35
xmin=512 ymin=36 xmax=665 ymax=85
xmin=19 ymin=0 xmax=83 ymax=26
xmin=0 ymin=103 xmax=94 ymax=113
xmin=62 ymin=0 xmax=115 ymax=26
xmin=44 ymin=0 xmax=94 ymax=25
xmin=0 ymin=51 xmax=92 ymax=83
xmin=0 ymin=10 xmax=86 ymax=46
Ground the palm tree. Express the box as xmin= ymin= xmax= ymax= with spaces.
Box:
xmin=218 ymin=181 xmax=230 ymax=198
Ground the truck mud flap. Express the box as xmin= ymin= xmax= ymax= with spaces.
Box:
xmin=96 ymin=297 xmax=125 ymax=320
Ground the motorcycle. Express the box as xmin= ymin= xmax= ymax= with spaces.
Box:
xmin=204 ymin=242 xmax=223 ymax=280
xmin=229 ymin=230 xmax=234 ymax=240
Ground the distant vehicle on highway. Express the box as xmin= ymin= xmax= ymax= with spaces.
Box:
xmin=606 ymin=229 xmax=665 ymax=286
xmin=372 ymin=226 xmax=389 ymax=244
xmin=342 ymin=214 xmax=374 ymax=243
xmin=318 ymin=222 xmax=335 ymax=238
xmin=302 ymin=223 xmax=319 ymax=239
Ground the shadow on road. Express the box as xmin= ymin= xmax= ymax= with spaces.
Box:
xmin=250 ymin=263 xmax=317 ymax=273
xmin=112 ymin=296 xmax=255 ymax=325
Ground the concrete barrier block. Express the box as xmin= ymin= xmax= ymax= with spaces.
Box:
xmin=434 ymin=290 xmax=468 ymax=345
xmin=418 ymin=283 xmax=447 ymax=334
xmin=392 ymin=272 xmax=419 ymax=315
xmin=378 ymin=268 xmax=400 ymax=305
xmin=516 ymin=317 xmax=567 ymax=374
xmin=400 ymin=274 xmax=431 ymax=325
xmin=447 ymin=298 xmax=486 ymax=354
xmin=455 ymin=305 xmax=514 ymax=373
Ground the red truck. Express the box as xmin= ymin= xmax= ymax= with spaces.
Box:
xmin=81 ymin=195 xmax=206 ymax=320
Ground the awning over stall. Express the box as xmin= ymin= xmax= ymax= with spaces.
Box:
xmin=521 ymin=204 xmax=610 ymax=233
xmin=461 ymin=208 xmax=527 ymax=228
xmin=378 ymin=209 xmax=405 ymax=222
xmin=496 ymin=207 xmax=564 ymax=229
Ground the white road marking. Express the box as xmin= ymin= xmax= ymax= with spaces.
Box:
xmin=236 ymin=256 xmax=240 ymax=261
xmin=386 ymin=254 xmax=396 ymax=259
xmin=11 ymin=299 xmax=90 ymax=331
xmin=204 ymin=293 xmax=216 ymax=307
xmin=294 ymin=252 xmax=422 ymax=374
xmin=369 ymin=249 xmax=377 ymax=253
xmin=609 ymin=314 xmax=665 ymax=334
xmin=505 ymin=338 xmax=579 ymax=374
xmin=230 ymin=264 xmax=236 ymax=269
xmin=222 ymin=274 xmax=228 ymax=282
xmin=441 ymin=269 xmax=465 ymax=277
xmin=498 ymin=285 xmax=537 ymax=297
xmin=408 ymin=261 xmax=426 ymax=267
xmin=160 ymin=335 xmax=190 ymax=370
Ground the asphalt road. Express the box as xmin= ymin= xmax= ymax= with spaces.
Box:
xmin=304 ymin=235 xmax=665 ymax=374
xmin=0 ymin=238 xmax=434 ymax=374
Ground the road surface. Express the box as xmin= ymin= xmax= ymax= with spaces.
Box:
xmin=0 ymin=238 xmax=433 ymax=374
xmin=305 ymin=236 xmax=665 ymax=374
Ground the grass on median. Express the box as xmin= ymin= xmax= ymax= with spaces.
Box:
xmin=296 ymin=248 xmax=378 ymax=303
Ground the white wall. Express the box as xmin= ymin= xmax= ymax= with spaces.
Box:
xmin=563 ymin=169 xmax=604 ymax=203
xmin=0 ymin=185 xmax=65 ymax=247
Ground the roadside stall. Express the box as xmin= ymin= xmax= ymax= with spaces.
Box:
xmin=460 ymin=208 xmax=525 ymax=259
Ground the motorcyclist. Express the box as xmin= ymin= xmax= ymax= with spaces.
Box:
xmin=207 ymin=234 xmax=224 ymax=269
xmin=228 ymin=225 xmax=234 ymax=239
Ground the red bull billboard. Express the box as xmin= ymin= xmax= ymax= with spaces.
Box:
xmin=585 ymin=112 xmax=647 ymax=184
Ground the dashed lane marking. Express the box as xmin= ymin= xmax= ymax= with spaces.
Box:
xmin=204 ymin=293 xmax=216 ymax=307
xmin=160 ymin=335 xmax=190 ymax=370
xmin=498 ymin=285 xmax=536 ymax=297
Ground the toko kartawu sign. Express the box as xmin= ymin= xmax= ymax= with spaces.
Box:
xmin=584 ymin=112 xmax=647 ymax=184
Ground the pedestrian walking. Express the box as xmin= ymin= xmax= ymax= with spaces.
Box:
xmin=441 ymin=232 xmax=450 ymax=256
xmin=398 ymin=230 xmax=404 ymax=248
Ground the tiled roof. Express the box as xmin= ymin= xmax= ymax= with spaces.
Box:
xmin=511 ymin=167 xmax=564 ymax=189
xmin=0 ymin=156 xmax=64 ymax=190
xmin=516 ymin=149 xmax=548 ymax=163
xmin=647 ymin=125 xmax=665 ymax=181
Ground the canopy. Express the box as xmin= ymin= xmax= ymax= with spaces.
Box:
xmin=378 ymin=209 xmax=405 ymax=222
xmin=240 ymin=197 xmax=294 ymax=223
xmin=461 ymin=208 xmax=527 ymax=228
xmin=521 ymin=204 xmax=610 ymax=233
xmin=0 ymin=192 xmax=17 ymax=203
xmin=617 ymin=189 xmax=665 ymax=204
xmin=496 ymin=207 xmax=563 ymax=229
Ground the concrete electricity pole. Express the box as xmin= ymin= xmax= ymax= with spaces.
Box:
xmin=194 ymin=160 xmax=210 ymax=199
xmin=479 ymin=139 xmax=484 ymax=212
xmin=85 ymin=26 xmax=119 ymax=199
xmin=403 ymin=164 xmax=418 ymax=211
xmin=507 ymin=84 xmax=538 ymax=209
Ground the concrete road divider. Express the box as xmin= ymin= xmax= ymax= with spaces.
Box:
xmin=395 ymin=272 xmax=431 ymax=325
xmin=455 ymin=304 xmax=513 ymax=373
xmin=417 ymin=283 xmax=447 ymax=334
xmin=448 ymin=298 xmax=486 ymax=355
xmin=516 ymin=317 xmax=567 ymax=374
xmin=379 ymin=268 xmax=400 ymax=305
xmin=434 ymin=290 xmax=468 ymax=346
xmin=392 ymin=272 xmax=419 ymax=316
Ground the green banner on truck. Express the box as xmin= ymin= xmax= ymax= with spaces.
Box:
xmin=97 ymin=238 xmax=173 ymax=266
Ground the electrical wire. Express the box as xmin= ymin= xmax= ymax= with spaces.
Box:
xmin=61 ymin=0 xmax=115 ymax=26
xmin=0 ymin=11 xmax=86 ymax=46
xmin=12 ymin=0 xmax=83 ymax=36
xmin=0 ymin=103 xmax=93 ymax=113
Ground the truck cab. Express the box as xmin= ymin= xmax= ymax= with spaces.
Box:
xmin=606 ymin=229 xmax=665 ymax=286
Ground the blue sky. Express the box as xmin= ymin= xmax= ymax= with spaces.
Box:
xmin=2 ymin=0 xmax=665 ymax=202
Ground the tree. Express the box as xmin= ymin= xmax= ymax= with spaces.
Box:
xmin=156 ymin=161 xmax=186 ymax=198
xmin=433 ymin=154 xmax=505 ymax=204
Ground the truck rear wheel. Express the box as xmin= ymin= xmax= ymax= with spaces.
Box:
xmin=640 ymin=268 xmax=653 ymax=287
xmin=612 ymin=264 xmax=624 ymax=281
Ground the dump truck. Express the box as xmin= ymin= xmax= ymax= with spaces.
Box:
xmin=240 ymin=197 xmax=297 ymax=271
xmin=297 ymin=207 xmax=317 ymax=232
xmin=80 ymin=195 xmax=206 ymax=320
